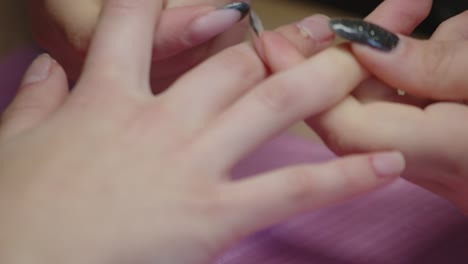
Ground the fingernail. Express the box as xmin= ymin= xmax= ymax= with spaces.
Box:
xmin=249 ymin=9 xmax=264 ymax=37
xmin=22 ymin=54 xmax=52 ymax=86
xmin=329 ymin=18 xmax=399 ymax=52
xmin=297 ymin=15 xmax=334 ymax=42
xmin=223 ymin=2 xmax=250 ymax=19
xmin=371 ymin=152 xmax=406 ymax=178
xmin=187 ymin=2 xmax=250 ymax=44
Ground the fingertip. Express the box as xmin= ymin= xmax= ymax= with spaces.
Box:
xmin=260 ymin=31 xmax=306 ymax=72
xmin=21 ymin=54 xmax=54 ymax=87
xmin=370 ymin=151 xmax=406 ymax=179
xmin=1 ymin=55 xmax=69 ymax=140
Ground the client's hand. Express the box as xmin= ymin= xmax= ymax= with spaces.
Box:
xmin=29 ymin=0 xmax=252 ymax=93
xmin=0 ymin=1 xmax=401 ymax=263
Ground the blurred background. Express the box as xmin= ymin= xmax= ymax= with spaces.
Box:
xmin=2 ymin=0 xmax=467 ymax=58
xmin=0 ymin=0 xmax=466 ymax=139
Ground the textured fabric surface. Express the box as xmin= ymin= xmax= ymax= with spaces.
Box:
xmin=220 ymin=135 xmax=468 ymax=263
xmin=2 ymin=48 xmax=467 ymax=264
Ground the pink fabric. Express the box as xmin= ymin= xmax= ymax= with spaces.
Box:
xmin=2 ymin=48 xmax=467 ymax=264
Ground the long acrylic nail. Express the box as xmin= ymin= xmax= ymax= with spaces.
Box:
xmin=297 ymin=15 xmax=334 ymax=42
xmin=186 ymin=2 xmax=250 ymax=45
xmin=249 ymin=10 xmax=264 ymax=37
xmin=329 ymin=18 xmax=399 ymax=52
xmin=371 ymin=152 xmax=406 ymax=178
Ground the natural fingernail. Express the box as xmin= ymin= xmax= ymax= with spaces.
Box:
xmin=297 ymin=15 xmax=334 ymax=42
xmin=187 ymin=2 xmax=250 ymax=44
xmin=329 ymin=18 xmax=399 ymax=52
xmin=22 ymin=54 xmax=52 ymax=86
xmin=371 ymin=152 xmax=406 ymax=178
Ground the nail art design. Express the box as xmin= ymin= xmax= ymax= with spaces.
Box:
xmin=329 ymin=18 xmax=399 ymax=52
xmin=223 ymin=2 xmax=250 ymax=22
xmin=249 ymin=10 xmax=264 ymax=36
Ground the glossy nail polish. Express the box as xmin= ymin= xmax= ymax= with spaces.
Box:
xmin=329 ymin=18 xmax=399 ymax=52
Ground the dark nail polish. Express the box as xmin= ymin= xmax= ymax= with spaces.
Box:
xmin=249 ymin=10 xmax=264 ymax=36
xmin=223 ymin=2 xmax=250 ymax=22
xmin=329 ymin=18 xmax=399 ymax=52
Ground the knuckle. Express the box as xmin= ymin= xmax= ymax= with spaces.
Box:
xmin=333 ymin=163 xmax=369 ymax=191
xmin=320 ymin=127 xmax=361 ymax=155
xmin=283 ymin=167 xmax=315 ymax=204
xmin=253 ymin=76 xmax=298 ymax=113
xmin=217 ymin=45 xmax=265 ymax=83
xmin=420 ymin=42 xmax=455 ymax=94
xmin=3 ymin=99 xmax=45 ymax=121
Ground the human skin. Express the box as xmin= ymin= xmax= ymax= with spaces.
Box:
xmin=29 ymin=0 xmax=252 ymax=93
xmin=318 ymin=10 xmax=468 ymax=214
xmin=0 ymin=0 xmax=406 ymax=263
xmin=256 ymin=0 xmax=468 ymax=214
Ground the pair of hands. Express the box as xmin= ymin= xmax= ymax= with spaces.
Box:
xmin=0 ymin=0 xmax=466 ymax=263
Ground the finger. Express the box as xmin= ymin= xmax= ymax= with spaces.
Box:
xmin=431 ymin=11 xmax=468 ymax=41
xmin=152 ymin=2 xmax=250 ymax=61
xmin=226 ymin=152 xmax=405 ymax=237
xmin=80 ymin=0 xmax=162 ymax=87
xmin=338 ymin=18 xmax=468 ymax=100
xmin=193 ymin=47 xmax=367 ymax=171
xmin=353 ymin=12 xmax=468 ymax=105
xmin=274 ymin=15 xmax=334 ymax=59
xmin=163 ymin=14 xmax=334 ymax=134
xmin=308 ymin=0 xmax=433 ymax=143
xmin=364 ymin=0 xmax=433 ymax=35
xmin=0 ymin=54 xmax=68 ymax=141
xmin=149 ymin=17 xmax=250 ymax=94
xmin=260 ymin=15 xmax=334 ymax=72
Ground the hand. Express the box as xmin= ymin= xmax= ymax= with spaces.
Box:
xmin=258 ymin=0 xmax=468 ymax=214
xmin=254 ymin=0 xmax=467 ymax=210
xmin=314 ymin=10 xmax=468 ymax=214
xmin=0 ymin=1 xmax=402 ymax=263
xmin=28 ymin=0 xmax=252 ymax=93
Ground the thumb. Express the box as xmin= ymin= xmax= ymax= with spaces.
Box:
xmin=330 ymin=18 xmax=468 ymax=100
xmin=0 ymin=54 xmax=69 ymax=141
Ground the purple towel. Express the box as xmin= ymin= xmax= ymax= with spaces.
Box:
xmin=2 ymin=48 xmax=467 ymax=264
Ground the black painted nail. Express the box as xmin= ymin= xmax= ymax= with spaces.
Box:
xmin=249 ymin=10 xmax=264 ymax=36
xmin=329 ymin=18 xmax=399 ymax=52
xmin=223 ymin=2 xmax=250 ymax=22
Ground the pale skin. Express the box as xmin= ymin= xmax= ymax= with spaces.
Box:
xmin=257 ymin=0 xmax=468 ymax=213
xmin=313 ymin=3 xmax=468 ymax=214
xmin=1 ymin=0 xmax=465 ymax=263
xmin=29 ymin=0 xmax=252 ymax=92
xmin=0 ymin=0 xmax=410 ymax=263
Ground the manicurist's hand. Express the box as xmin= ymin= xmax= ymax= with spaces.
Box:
xmin=257 ymin=0 xmax=468 ymax=214
xmin=0 ymin=1 xmax=403 ymax=263
xmin=319 ymin=9 xmax=468 ymax=214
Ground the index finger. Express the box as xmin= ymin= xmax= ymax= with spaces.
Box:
xmin=81 ymin=0 xmax=163 ymax=88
